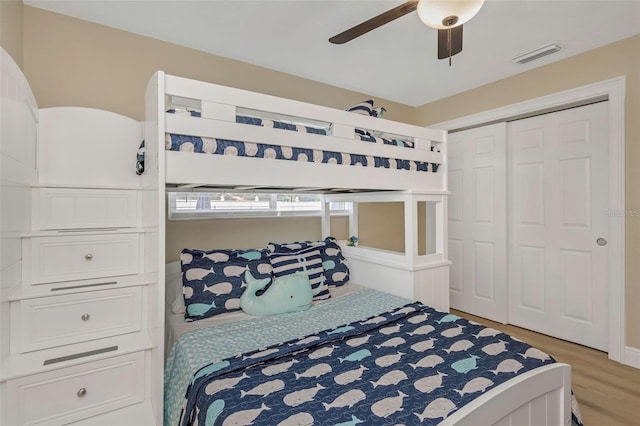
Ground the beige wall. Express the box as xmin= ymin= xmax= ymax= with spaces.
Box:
xmin=0 ymin=0 xmax=23 ymax=68
xmin=22 ymin=7 xmax=415 ymax=124
xmin=358 ymin=202 xmax=406 ymax=253
xmin=417 ymin=35 xmax=640 ymax=349
xmin=356 ymin=202 xmax=428 ymax=254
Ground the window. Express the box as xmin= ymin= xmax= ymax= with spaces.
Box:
xmin=168 ymin=192 xmax=350 ymax=219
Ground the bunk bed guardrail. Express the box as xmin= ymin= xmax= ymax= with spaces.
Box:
xmin=154 ymin=72 xmax=448 ymax=192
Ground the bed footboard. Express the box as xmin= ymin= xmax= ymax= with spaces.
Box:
xmin=442 ymin=363 xmax=572 ymax=426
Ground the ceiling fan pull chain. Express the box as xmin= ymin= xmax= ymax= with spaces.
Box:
xmin=448 ymin=27 xmax=452 ymax=66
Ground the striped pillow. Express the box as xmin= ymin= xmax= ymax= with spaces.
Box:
xmin=346 ymin=99 xmax=374 ymax=116
xmin=268 ymin=237 xmax=350 ymax=288
xmin=268 ymin=247 xmax=330 ymax=301
xmin=346 ymin=100 xmax=376 ymax=140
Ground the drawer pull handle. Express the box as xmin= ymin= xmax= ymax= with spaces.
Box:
xmin=44 ymin=346 xmax=118 ymax=366
xmin=85 ymin=254 xmax=93 ymax=260
xmin=81 ymin=313 xmax=90 ymax=321
xmin=77 ymin=388 xmax=87 ymax=397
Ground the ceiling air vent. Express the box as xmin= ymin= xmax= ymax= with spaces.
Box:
xmin=512 ymin=42 xmax=561 ymax=64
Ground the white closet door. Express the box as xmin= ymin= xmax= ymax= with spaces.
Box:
xmin=448 ymin=123 xmax=507 ymax=323
xmin=508 ymin=102 xmax=608 ymax=351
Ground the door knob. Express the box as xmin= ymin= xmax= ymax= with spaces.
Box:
xmin=596 ymin=238 xmax=607 ymax=246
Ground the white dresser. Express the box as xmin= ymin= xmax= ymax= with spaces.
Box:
xmin=1 ymin=107 xmax=160 ymax=425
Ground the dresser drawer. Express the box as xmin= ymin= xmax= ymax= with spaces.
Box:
xmin=24 ymin=233 xmax=140 ymax=284
xmin=33 ymin=188 xmax=138 ymax=230
xmin=12 ymin=287 xmax=143 ymax=353
xmin=5 ymin=352 xmax=145 ymax=425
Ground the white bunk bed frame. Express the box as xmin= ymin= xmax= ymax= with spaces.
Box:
xmin=145 ymin=71 xmax=572 ymax=426
xmin=160 ymin=74 xmax=447 ymax=191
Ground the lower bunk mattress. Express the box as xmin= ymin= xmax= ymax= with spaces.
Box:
xmin=165 ymin=285 xmax=583 ymax=425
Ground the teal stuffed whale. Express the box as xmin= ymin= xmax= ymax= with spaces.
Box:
xmin=240 ymin=270 xmax=313 ymax=316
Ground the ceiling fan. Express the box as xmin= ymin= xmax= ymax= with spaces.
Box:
xmin=329 ymin=0 xmax=485 ymax=65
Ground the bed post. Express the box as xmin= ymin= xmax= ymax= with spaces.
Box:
xmin=320 ymin=198 xmax=330 ymax=239
xmin=143 ymin=70 xmax=165 ymax=424
xmin=348 ymin=202 xmax=358 ymax=240
xmin=404 ymin=194 xmax=418 ymax=260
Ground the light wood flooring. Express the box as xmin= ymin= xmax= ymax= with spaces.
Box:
xmin=452 ymin=309 xmax=640 ymax=426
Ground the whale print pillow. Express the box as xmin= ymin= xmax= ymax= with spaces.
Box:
xmin=319 ymin=237 xmax=350 ymax=287
xmin=180 ymin=248 xmax=273 ymax=321
xmin=268 ymin=237 xmax=350 ymax=287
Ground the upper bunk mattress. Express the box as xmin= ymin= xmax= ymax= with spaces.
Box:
xmin=163 ymin=110 xmax=441 ymax=174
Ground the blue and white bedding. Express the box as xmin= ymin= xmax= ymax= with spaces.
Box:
xmin=165 ymin=287 xmax=406 ymax=425
xmin=170 ymin=109 xmax=415 ymax=147
xmin=161 ymin=110 xmax=441 ymax=174
xmin=166 ymin=287 xmax=583 ymax=426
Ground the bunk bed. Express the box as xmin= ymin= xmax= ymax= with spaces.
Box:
xmin=144 ymin=72 xmax=579 ymax=426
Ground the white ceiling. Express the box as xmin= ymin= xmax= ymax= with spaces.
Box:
xmin=24 ymin=0 xmax=640 ymax=107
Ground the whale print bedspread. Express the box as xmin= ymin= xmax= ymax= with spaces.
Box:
xmin=178 ymin=302 xmax=578 ymax=425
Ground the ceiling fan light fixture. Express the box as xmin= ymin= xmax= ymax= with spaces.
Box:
xmin=416 ymin=0 xmax=485 ymax=29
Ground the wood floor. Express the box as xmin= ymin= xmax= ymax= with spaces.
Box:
xmin=452 ymin=309 xmax=640 ymax=426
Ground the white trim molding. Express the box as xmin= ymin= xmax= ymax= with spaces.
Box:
xmin=624 ymin=347 xmax=640 ymax=369
xmin=433 ymin=76 xmax=627 ymax=365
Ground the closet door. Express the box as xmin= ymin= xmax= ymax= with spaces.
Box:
xmin=508 ymin=102 xmax=608 ymax=351
xmin=448 ymin=123 xmax=507 ymax=323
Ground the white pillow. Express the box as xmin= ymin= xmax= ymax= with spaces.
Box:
xmin=172 ymin=293 xmax=186 ymax=315
xmin=165 ymin=261 xmax=186 ymax=314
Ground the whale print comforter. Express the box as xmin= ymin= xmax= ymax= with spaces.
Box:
xmin=177 ymin=301 xmax=582 ymax=425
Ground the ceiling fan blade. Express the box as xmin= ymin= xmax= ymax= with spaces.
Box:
xmin=437 ymin=25 xmax=463 ymax=59
xmin=329 ymin=0 xmax=418 ymax=44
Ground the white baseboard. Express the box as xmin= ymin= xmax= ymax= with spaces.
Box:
xmin=624 ymin=346 xmax=640 ymax=368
